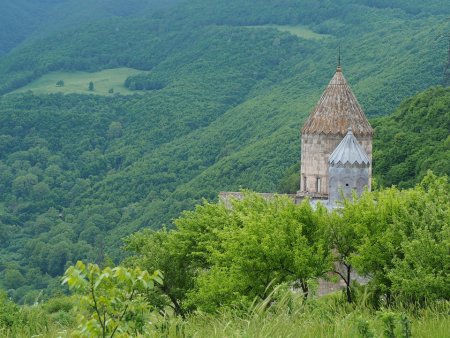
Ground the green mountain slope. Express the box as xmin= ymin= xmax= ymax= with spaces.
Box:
xmin=0 ymin=0 xmax=449 ymax=302
xmin=373 ymin=86 xmax=450 ymax=188
xmin=0 ymin=0 xmax=59 ymax=55
xmin=0 ymin=0 xmax=180 ymax=55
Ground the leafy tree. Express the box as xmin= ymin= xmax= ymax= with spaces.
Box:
xmin=63 ymin=261 xmax=163 ymax=337
xmin=56 ymin=80 xmax=64 ymax=87
xmin=350 ymin=172 xmax=450 ymax=305
xmin=88 ymin=81 xmax=94 ymax=91
xmin=328 ymin=192 xmax=370 ymax=303
xmin=12 ymin=173 xmax=38 ymax=198
xmin=107 ymin=121 xmax=123 ymax=139
xmin=185 ymin=194 xmax=331 ymax=311
xmin=2 ymin=269 xmax=26 ymax=290
xmin=124 ymin=229 xmax=193 ymax=318
xmin=0 ymin=291 xmax=19 ymax=329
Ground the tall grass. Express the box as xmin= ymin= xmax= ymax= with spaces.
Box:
xmin=146 ymin=288 xmax=450 ymax=338
xmin=0 ymin=306 xmax=66 ymax=338
xmin=0 ymin=296 xmax=75 ymax=338
xmin=2 ymin=291 xmax=448 ymax=337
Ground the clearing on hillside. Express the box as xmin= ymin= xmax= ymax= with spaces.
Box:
xmin=10 ymin=68 xmax=148 ymax=96
xmin=245 ymin=25 xmax=330 ymax=40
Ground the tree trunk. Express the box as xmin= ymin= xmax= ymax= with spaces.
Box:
xmin=334 ymin=263 xmax=352 ymax=303
xmin=300 ymin=280 xmax=308 ymax=300
xmin=170 ymin=295 xmax=185 ymax=319
xmin=345 ymin=264 xmax=352 ymax=303
xmin=163 ymin=286 xmax=185 ymax=319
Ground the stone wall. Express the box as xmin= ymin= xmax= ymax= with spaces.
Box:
xmin=300 ymin=133 xmax=372 ymax=195
xmin=328 ymin=164 xmax=369 ymax=205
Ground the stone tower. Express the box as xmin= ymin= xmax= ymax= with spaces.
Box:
xmin=328 ymin=128 xmax=370 ymax=204
xmin=299 ymin=65 xmax=373 ymax=198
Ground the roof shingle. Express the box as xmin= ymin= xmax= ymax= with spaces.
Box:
xmin=302 ymin=66 xmax=373 ymax=136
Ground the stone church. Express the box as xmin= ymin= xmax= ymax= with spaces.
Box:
xmin=220 ymin=64 xmax=373 ymax=207
xmin=297 ymin=64 xmax=373 ymax=205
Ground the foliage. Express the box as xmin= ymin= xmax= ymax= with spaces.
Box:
xmin=124 ymin=73 xmax=166 ymax=91
xmin=190 ymin=194 xmax=331 ymax=311
xmin=328 ymin=201 xmax=364 ymax=303
xmin=63 ymin=261 xmax=163 ymax=337
xmin=347 ymin=172 xmax=450 ymax=305
xmin=373 ymin=87 xmax=450 ymax=188
xmin=148 ymin=291 xmax=450 ymax=338
xmin=0 ymin=0 xmax=448 ymax=301
xmin=0 ymin=291 xmax=18 ymax=329
xmin=0 ymin=292 xmax=76 ymax=337
xmin=124 ymin=229 xmax=194 ymax=318
xmin=125 ymin=176 xmax=449 ymax=314
xmin=1 ymin=175 xmax=450 ymax=335
xmin=126 ymin=193 xmax=332 ymax=313
xmin=2 ymin=290 xmax=450 ymax=337
xmin=0 ymin=0 xmax=181 ymax=55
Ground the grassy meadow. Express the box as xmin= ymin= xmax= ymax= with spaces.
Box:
xmin=10 ymin=68 xmax=146 ymax=96
xmin=269 ymin=25 xmax=331 ymax=40
xmin=245 ymin=25 xmax=330 ymax=40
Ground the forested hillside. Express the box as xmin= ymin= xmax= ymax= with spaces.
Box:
xmin=373 ymin=87 xmax=450 ymax=188
xmin=0 ymin=0 xmax=179 ymax=55
xmin=0 ymin=0 xmax=449 ymax=302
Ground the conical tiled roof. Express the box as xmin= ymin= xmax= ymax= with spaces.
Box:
xmin=329 ymin=128 xmax=370 ymax=166
xmin=302 ymin=66 xmax=373 ymax=136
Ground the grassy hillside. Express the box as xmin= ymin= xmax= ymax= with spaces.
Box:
xmin=246 ymin=25 xmax=331 ymax=40
xmin=10 ymin=68 xmax=146 ymax=96
xmin=0 ymin=0 xmax=449 ymax=302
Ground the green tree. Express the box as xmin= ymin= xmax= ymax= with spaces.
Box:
xmin=2 ymin=269 xmax=26 ymax=289
xmin=0 ymin=291 xmax=19 ymax=329
xmin=88 ymin=81 xmax=94 ymax=91
xmin=63 ymin=261 xmax=163 ymax=337
xmin=328 ymin=194 xmax=367 ymax=303
xmin=107 ymin=122 xmax=123 ymax=139
xmin=350 ymin=172 xmax=450 ymax=305
xmin=56 ymin=80 xmax=64 ymax=87
xmin=124 ymin=229 xmax=193 ymax=318
xmin=12 ymin=173 xmax=38 ymax=198
xmin=186 ymin=194 xmax=331 ymax=311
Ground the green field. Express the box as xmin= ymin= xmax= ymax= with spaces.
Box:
xmin=246 ymin=25 xmax=330 ymax=40
xmin=10 ymin=68 xmax=146 ymax=96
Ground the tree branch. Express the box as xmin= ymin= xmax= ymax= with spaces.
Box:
xmin=90 ymin=280 xmax=106 ymax=338
xmin=109 ymin=289 xmax=136 ymax=338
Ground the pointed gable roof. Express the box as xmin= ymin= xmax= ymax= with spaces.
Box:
xmin=329 ymin=128 xmax=370 ymax=166
xmin=302 ymin=66 xmax=373 ymax=136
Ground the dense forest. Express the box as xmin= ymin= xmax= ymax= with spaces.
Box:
xmin=373 ymin=87 xmax=450 ymax=188
xmin=0 ymin=0 xmax=180 ymax=55
xmin=0 ymin=0 xmax=448 ymax=315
